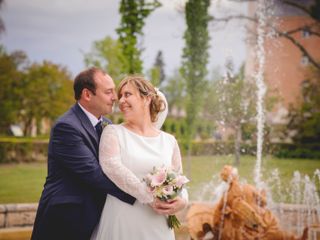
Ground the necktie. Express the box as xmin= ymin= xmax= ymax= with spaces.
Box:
xmin=95 ymin=122 xmax=103 ymax=139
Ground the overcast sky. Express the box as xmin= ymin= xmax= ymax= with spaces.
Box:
xmin=1 ymin=0 xmax=248 ymax=78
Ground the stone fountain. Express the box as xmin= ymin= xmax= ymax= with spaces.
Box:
xmin=186 ymin=165 xmax=316 ymax=240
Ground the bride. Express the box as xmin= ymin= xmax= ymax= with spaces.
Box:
xmin=91 ymin=75 xmax=188 ymax=240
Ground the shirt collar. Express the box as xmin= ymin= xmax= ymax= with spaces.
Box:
xmin=77 ymin=102 xmax=101 ymax=127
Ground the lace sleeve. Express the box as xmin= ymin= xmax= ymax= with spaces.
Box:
xmin=99 ymin=126 xmax=153 ymax=204
xmin=172 ymin=138 xmax=189 ymax=202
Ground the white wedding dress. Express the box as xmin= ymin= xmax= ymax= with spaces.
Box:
xmin=90 ymin=124 xmax=187 ymax=240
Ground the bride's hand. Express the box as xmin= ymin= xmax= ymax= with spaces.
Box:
xmin=150 ymin=197 xmax=187 ymax=215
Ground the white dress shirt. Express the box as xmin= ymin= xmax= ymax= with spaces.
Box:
xmin=77 ymin=102 xmax=101 ymax=128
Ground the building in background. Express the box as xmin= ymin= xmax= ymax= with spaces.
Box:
xmin=245 ymin=0 xmax=320 ymax=142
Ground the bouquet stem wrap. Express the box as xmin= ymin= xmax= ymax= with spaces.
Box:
xmin=168 ymin=215 xmax=181 ymax=229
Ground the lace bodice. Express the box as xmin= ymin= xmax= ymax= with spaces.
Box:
xmin=99 ymin=124 xmax=187 ymax=204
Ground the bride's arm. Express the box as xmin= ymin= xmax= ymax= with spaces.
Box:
xmin=99 ymin=125 xmax=153 ymax=204
xmin=172 ymin=138 xmax=189 ymax=203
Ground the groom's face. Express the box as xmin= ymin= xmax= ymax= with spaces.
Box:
xmin=89 ymin=72 xmax=117 ymax=117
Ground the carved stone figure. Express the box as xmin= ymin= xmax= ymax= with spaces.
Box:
xmin=187 ymin=165 xmax=308 ymax=240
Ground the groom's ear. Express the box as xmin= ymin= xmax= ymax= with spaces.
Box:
xmin=82 ymin=88 xmax=92 ymax=101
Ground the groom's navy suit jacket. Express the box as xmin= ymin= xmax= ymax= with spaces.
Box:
xmin=31 ymin=104 xmax=135 ymax=240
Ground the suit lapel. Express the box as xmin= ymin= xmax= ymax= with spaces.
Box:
xmin=72 ymin=104 xmax=100 ymax=158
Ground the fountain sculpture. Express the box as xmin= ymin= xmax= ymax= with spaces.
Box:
xmin=186 ymin=165 xmax=310 ymax=240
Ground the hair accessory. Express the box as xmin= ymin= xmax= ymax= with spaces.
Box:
xmin=153 ymin=88 xmax=168 ymax=130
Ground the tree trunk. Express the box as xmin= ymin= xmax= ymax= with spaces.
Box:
xmin=186 ymin=142 xmax=192 ymax=181
xmin=23 ymin=118 xmax=33 ymax=136
xmin=234 ymin=125 xmax=242 ymax=166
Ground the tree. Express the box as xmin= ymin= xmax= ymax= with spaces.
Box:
xmin=180 ymin=0 xmax=211 ymax=148
xmin=0 ymin=46 xmax=27 ymax=134
xmin=0 ymin=0 xmax=5 ymax=34
xmin=163 ymin=70 xmax=186 ymax=116
xmin=203 ymin=62 xmax=257 ymax=165
xmin=0 ymin=46 xmax=74 ymax=136
xmin=149 ymin=50 xmax=165 ymax=87
xmin=20 ymin=61 xmax=74 ymax=136
xmin=84 ymin=36 xmax=128 ymax=85
xmin=148 ymin=66 xmax=161 ymax=87
xmin=116 ymin=0 xmax=161 ymax=74
xmin=285 ymin=66 xmax=320 ymax=146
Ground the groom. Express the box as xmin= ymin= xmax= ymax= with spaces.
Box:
xmin=31 ymin=67 xmax=135 ymax=240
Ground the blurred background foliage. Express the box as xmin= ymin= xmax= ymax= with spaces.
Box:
xmin=0 ymin=0 xmax=320 ymax=164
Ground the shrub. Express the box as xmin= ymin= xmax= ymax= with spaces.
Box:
xmin=272 ymin=143 xmax=320 ymax=159
xmin=0 ymin=138 xmax=48 ymax=163
xmin=177 ymin=140 xmax=257 ymax=156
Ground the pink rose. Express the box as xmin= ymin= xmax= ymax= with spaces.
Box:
xmin=162 ymin=185 xmax=174 ymax=196
xmin=150 ymin=168 xmax=167 ymax=187
xmin=175 ymin=175 xmax=189 ymax=188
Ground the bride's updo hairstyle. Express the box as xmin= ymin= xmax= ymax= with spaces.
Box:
xmin=118 ymin=75 xmax=166 ymax=123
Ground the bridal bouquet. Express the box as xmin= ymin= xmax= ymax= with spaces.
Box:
xmin=144 ymin=166 xmax=189 ymax=229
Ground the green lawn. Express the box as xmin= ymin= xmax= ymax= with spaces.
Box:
xmin=0 ymin=163 xmax=47 ymax=203
xmin=0 ymin=155 xmax=319 ymax=203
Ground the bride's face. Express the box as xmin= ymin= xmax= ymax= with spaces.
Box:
xmin=118 ymin=83 xmax=149 ymax=122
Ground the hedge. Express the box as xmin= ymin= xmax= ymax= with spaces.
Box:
xmin=1 ymin=138 xmax=319 ymax=163
xmin=272 ymin=143 xmax=320 ymax=159
xmin=0 ymin=138 xmax=48 ymax=163
xmin=177 ymin=140 xmax=259 ymax=156
xmin=0 ymin=139 xmax=253 ymax=163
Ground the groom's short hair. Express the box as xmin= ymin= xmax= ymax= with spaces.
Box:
xmin=73 ymin=67 xmax=107 ymax=100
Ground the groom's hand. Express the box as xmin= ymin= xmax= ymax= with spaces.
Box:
xmin=150 ymin=197 xmax=187 ymax=215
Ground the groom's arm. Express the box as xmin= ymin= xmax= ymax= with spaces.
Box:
xmin=52 ymin=121 xmax=136 ymax=205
